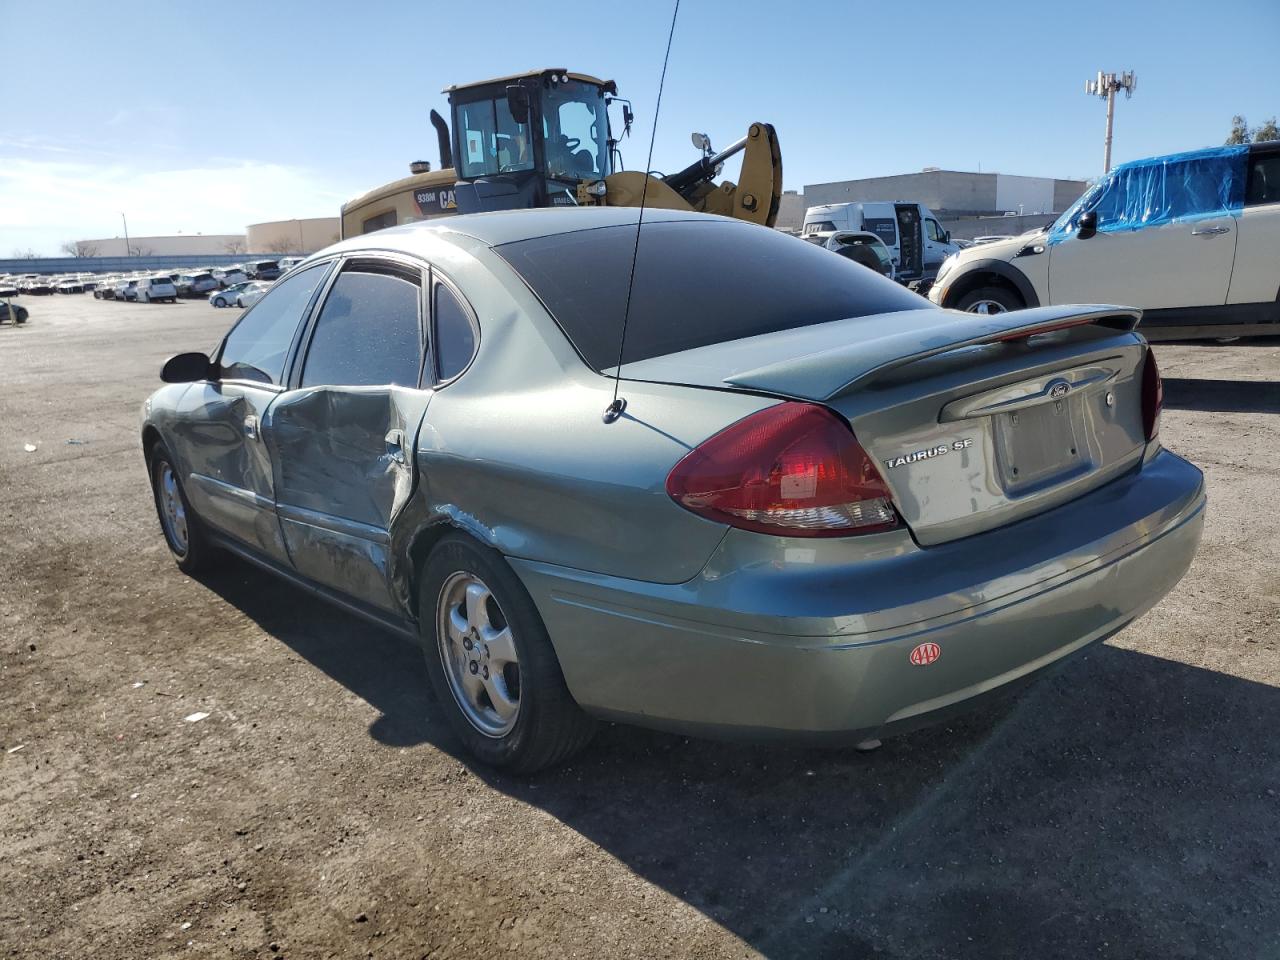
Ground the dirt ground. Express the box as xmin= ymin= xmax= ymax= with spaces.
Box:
xmin=1 ymin=294 xmax=1277 ymax=960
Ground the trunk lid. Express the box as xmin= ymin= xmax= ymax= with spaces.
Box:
xmin=619 ymin=305 xmax=1149 ymax=545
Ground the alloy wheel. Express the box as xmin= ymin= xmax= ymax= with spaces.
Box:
xmin=966 ymin=299 xmax=1007 ymax=315
xmin=156 ymin=462 xmax=188 ymax=554
xmin=436 ymin=572 xmax=521 ymax=737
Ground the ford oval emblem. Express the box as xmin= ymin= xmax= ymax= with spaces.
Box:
xmin=1049 ymin=381 xmax=1070 ymax=400
xmin=909 ymin=642 xmax=941 ymax=666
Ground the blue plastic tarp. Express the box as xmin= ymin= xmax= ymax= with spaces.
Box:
xmin=1047 ymin=144 xmax=1248 ymax=244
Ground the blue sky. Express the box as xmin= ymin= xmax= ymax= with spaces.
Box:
xmin=2 ymin=0 xmax=1278 ymax=254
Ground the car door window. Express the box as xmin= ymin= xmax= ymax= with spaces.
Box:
xmin=433 ymin=281 xmax=477 ymax=381
xmin=301 ymin=262 xmax=423 ymax=387
xmin=218 ymin=262 xmax=330 ymax=384
xmin=1246 ymin=153 xmax=1280 ymax=205
xmin=925 ymin=219 xmax=944 ymax=242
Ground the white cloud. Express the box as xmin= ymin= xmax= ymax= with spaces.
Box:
xmin=0 ymin=155 xmax=356 ymax=256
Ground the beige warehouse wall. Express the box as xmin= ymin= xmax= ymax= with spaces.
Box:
xmin=245 ymin=218 xmax=341 ymax=255
xmin=79 ymin=234 xmax=247 ymax=256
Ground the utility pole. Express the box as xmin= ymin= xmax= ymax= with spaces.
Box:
xmin=121 ymin=212 xmax=131 ymax=257
xmin=1085 ymin=71 xmax=1137 ymax=173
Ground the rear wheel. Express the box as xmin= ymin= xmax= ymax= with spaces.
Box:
xmin=15 ymin=307 xmax=27 ymax=324
xmin=419 ymin=534 xmax=595 ymax=773
xmin=148 ymin=444 xmax=214 ymax=574
xmin=956 ymin=285 xmax=1024 ymax=314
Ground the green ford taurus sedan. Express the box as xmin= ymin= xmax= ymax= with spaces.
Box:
xmin=140 ymin=207 xmax=1204 ymax=772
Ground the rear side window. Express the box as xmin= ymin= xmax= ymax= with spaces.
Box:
xmin=219 ymin=262 xmax=330 ymax=385
xmin=1246 ymin=152 xmax=1280 ymax=205
xmin=433 ymin=282 xmax=476 ymax=381
xmin=301 ymin=263 xmax=423 ymax=388
xmin=494 ymin=219 xmax=923 ymax=370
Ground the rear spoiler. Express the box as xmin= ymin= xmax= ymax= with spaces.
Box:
xmin=724 ymin=305 xmax=1142 ymax=401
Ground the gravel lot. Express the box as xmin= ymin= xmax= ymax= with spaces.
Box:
xmin=2 ymin=294 xmax=1277 ymax=960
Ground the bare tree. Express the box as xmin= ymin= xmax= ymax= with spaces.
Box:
xmin=264 ymin=237 xmax=295 ymax=255
xmin=10 ymin=247 xmax=39 ymax=259
xmin=59 ymin=240 xmax=100 ymax=258
xmin=223 ymin=238 xmax=247 ymax=255
xmin=130 ymin=245 xmax=154 ymax=257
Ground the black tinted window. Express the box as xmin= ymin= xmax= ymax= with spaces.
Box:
xmin=301 ymin=265 xmax=422 ymax=387
xmin=495 ymin=219 xmax=924 ymax=370
xmin=434 ymin=283 xmax=476 ymax=381
xmin=220 ymin=262 xmax=330 ymax=384
xmin=1246 ymin=152 xmax=1280 ymax=205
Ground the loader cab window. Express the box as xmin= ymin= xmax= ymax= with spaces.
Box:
xmin=541 ymin=80 xmax=609 ymax=180
xmin=456 ymin=96 xmax=535 ymax=179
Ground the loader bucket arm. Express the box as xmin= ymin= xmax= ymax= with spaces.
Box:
xmin=600 ymin=122 xmax=783 ymax=228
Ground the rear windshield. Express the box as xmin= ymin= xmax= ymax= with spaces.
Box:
xmin=494 ymin=219 xmax=924 ymax=370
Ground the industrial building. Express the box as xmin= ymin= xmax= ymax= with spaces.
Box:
xmin=776 ymin=168 xmax=1090 ymax=237
xmin=74 ymin=234 xmax=248 ymax=257
xmin=246 ymin=217 xmax=341 ymax=255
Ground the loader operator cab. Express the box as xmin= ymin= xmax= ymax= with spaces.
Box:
xmin=447 ymin=70 xmax=618 ymax=214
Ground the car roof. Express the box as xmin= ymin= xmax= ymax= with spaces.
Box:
xmin=328 ymin=207 xmax=726 ymax=258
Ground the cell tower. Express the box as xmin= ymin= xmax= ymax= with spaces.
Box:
xmin=1085 ymin=71 xmax=1137 ymax=173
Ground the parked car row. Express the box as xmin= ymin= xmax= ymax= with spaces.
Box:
xmin=3 ymin=258 xmax=295 ymax=304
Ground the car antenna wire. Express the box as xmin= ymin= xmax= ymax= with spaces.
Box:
xmin=603 ymin=0 xmax=680 ymax=425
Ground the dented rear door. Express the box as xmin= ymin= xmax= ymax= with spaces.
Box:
xmin=264 ymin=257 xmax=430 ymax=612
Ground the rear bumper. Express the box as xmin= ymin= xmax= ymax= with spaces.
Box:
xmin=512 ymin=449 xmax=1205 ymax=741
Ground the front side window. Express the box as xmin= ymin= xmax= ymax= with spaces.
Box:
xmin=925 ymin=219 xmax=944 ymax=242
xmin=433 ymin=282 xmax=477 ymax=381
xmin=456 ymin=96 xmax=534 ymax=179
xmin=541 ymin=80 xmax=609 ymax=180
xmin=219 ymin=262 xmax=330 ymax=385
xmin=300 ymin=263 xmax=422 ymax=388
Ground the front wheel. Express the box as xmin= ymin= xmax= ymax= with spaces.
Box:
xmin=955 ymin=285 xmax=1024 ymax=315
xmin=149 ymin=444 xmax=214 ymax=574
xmin=15 ymin=308 xmax=27 ymax=324
xmin=419 ymin=534 xmax=596 ymax=773
xmin=213 ymin=297 xmax=226 ymax=308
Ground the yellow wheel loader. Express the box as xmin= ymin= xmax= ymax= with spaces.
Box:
xmin=340 ymin=68 xmax=781 ymax=238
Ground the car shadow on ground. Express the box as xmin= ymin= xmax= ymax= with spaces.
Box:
xmin=196 ymin=559 xmax=1280 ymax=959
xmin=1162 ymin=377 xmax=1280 ymax=414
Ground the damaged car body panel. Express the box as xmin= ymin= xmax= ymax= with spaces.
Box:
xmin=141 ymin=208 xmax=1205 ymax=768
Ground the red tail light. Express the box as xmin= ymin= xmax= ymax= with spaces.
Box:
xmin=665 ymin=403 xmax=900 ymax=537
xmin=1141 ymin=347 xmax=1162 ymax=441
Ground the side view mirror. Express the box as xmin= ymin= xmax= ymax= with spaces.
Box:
xmin=1077 ymin=210 xmax=1098 ymax=239
xmin=505 ymin=84 xmax=531 ymax=125
xmin=943 ymin=230 xmax=951 ymax=243
xmin=161 ymin=351 xmax=213 ymax=383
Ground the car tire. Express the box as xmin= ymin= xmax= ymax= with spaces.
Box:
xmin=213 ymin=297 xmax=226 ymax=308
xmin=148 ymin=443 xmax=214 ymax=575
xmin=419 ymin=533 xmax=596 ymax=773
xmin=955 ymin=285 xmax=1024 ymax=315
xmin=15 ymin=307 xmax=27 ymax=324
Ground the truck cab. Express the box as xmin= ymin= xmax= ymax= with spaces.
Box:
xmin=448 ymin=69 xmax=617 ymax=214
xmin=802 ymin=201 xmax=957 ymax=283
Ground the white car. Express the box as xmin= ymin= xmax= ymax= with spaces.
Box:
xmin=213 ymin=267 xmax=248 ymax=288
xmin=930 ymin=141 xmax=1280 ymax=339
xmin=135 ymin=276 xmax=179 ymax=303
xmin=236 ymin=281 xmax=272 ymax=308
